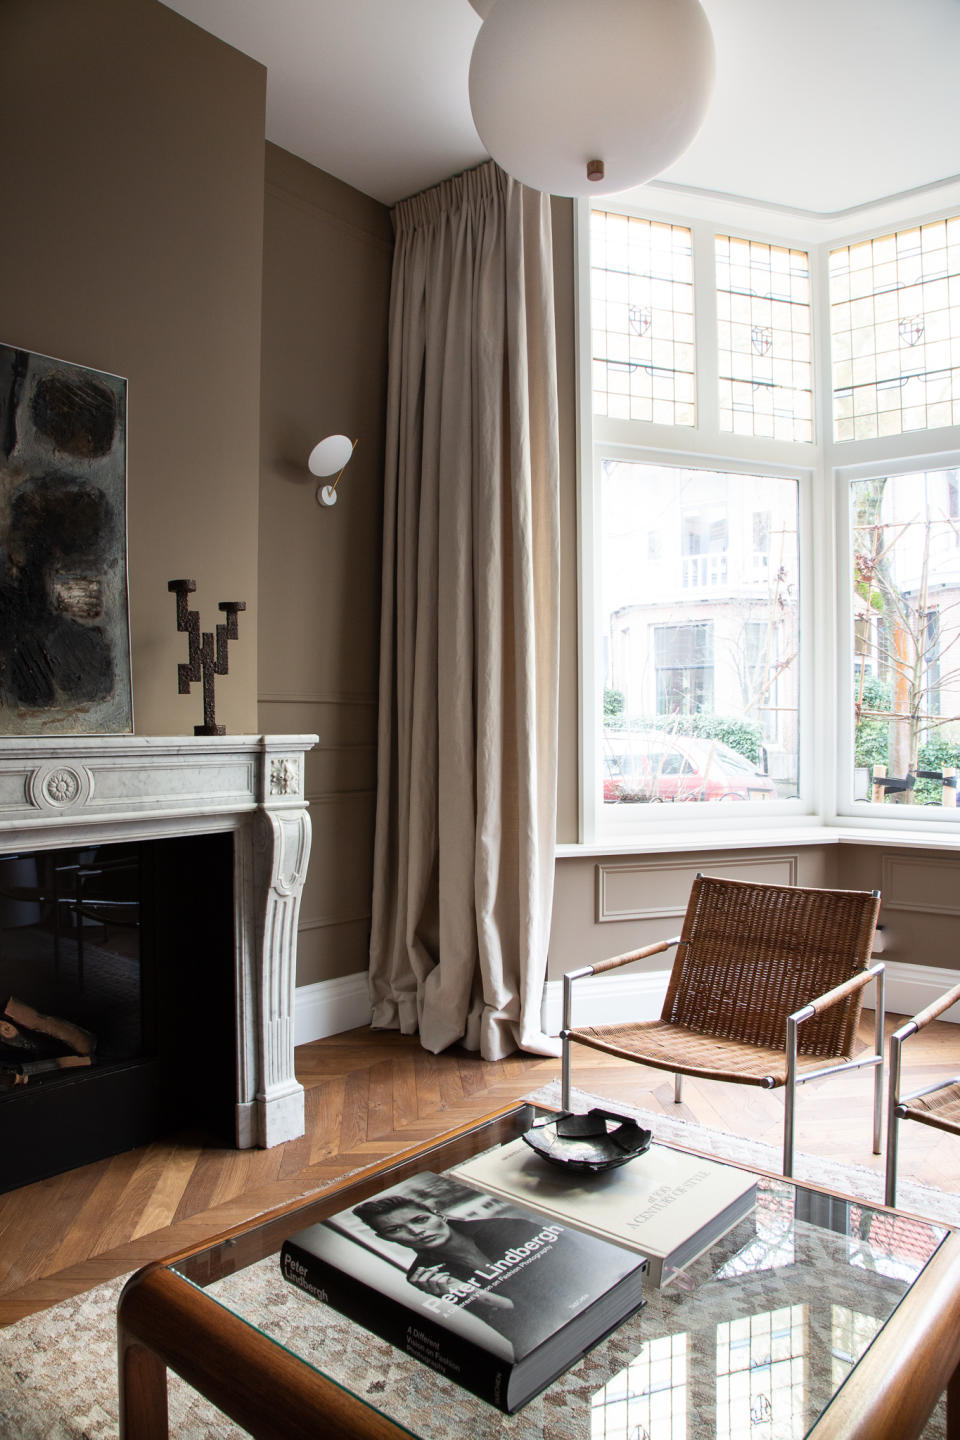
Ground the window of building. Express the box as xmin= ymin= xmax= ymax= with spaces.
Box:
xmin=655 ymin=621 xmax=714 ymax=714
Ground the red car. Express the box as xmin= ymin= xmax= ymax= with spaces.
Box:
xmin=604 ymin=732 xmax=776 ymax=804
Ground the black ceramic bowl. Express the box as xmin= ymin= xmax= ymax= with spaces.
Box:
xmin=522 ymin=1107 xmax=653 ymax=1173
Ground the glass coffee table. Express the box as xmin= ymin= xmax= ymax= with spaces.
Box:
xmin=117 ymin=1103 xmax=960 ymax=1440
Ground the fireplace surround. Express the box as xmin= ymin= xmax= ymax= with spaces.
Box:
xmin=0 ymin=734 xmax=317 ymax=1161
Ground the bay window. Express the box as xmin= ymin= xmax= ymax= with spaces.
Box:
xmin=579 ymin=194 xmax=960 ymax=841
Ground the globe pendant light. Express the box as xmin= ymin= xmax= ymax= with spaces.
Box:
xmin=468 ymin=0 xmax=716 ymax=198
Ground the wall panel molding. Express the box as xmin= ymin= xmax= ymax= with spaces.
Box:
xmin=306 ymin=789 xmax=377 ymax=805
xmin=299 ymin=912 xmax=371 ymax=933
xmin=881 ymin=853 xmax=960 ymax=915
xmin=595 ymin=852 xmax=800 ymax=923
xmin=259 ymin=692 xmax=377 ymax=707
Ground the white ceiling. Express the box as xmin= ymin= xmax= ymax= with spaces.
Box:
xmin=159 ymin=0 xmax=960 ymax=214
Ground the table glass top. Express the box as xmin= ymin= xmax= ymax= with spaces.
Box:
xmin=172 ymin=1115 xmax=947 ymax=1440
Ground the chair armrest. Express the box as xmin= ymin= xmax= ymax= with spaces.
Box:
xmin=588 ymin=936 xmax=679 ymax=978
xmin=790 ymin=962 xmax=884 ymax=1024
xmin=562 ymin=937 xmax=679 ymax=1031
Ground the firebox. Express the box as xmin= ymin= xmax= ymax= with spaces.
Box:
xmin=0 ymin=833 xmax=236 ymax=1191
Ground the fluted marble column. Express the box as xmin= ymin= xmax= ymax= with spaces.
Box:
xmin=234 ymin=743 xmax=313 ymax=1147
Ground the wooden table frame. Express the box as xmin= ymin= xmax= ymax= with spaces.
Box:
xmin=118 ymin=1103 xmax=960 ymax=1440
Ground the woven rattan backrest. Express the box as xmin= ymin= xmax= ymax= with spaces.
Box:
xmin=661 ymin=875 xmax=881 ymax=1058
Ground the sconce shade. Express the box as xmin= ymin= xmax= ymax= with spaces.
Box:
xmin=468 ymin=0 xmax=716 ymax=198
xmin=308 ymin=433 xmax=355 ymax=477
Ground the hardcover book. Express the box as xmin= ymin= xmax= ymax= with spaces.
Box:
xmin=453 ymin=1134 xmax=757 ymax=1287
xmin=279 ymin=1169 xmax=647 ymax=1414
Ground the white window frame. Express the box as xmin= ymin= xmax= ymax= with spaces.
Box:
xmin=576 ymin=181 xmax=960 ymax=848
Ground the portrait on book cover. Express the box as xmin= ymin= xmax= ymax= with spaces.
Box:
xmin=315 ymin=1172 xmax=613 ymax=1361
xmin=0 ymin=342 xmax=132 ymax=735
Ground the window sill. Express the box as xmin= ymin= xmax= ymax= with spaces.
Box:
xmin=556 ymin=822 xmax=960 ymax=860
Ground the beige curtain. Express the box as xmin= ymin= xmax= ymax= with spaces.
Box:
xmin=369 ymin=161 xmax=560 ymax=1062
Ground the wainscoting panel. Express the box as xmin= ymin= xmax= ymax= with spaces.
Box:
xmin=308 ymin=741 xmax=376 ymax=795
xmin=296 ymin=916 xmax=371 ymax=988
xmin=596 ymin=852 xmax=800 ymax=924
xmin=880 ymin=852 xmax=960 ymax=916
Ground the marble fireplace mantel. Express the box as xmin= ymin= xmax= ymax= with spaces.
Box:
xmin=0 ymin=733 xmax=317 ymax=1149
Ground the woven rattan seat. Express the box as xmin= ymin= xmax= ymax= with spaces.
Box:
xmin=569 ymin=1020 xmax=847 ymax=1087
xmin=561 ymin=874 xmax=885 ymax=1177
xmin=902 ymin=1081 xmax=960 ymax=1131
xmin=885 ymin=983 xmax=960 ymax=1205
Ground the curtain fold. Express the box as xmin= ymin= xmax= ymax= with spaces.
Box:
xmin=369 ymin=161 xmax=561 ymax=1061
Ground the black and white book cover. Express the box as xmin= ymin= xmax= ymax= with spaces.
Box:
xmin=280 ymin=1169 xmax=647 ymax=1412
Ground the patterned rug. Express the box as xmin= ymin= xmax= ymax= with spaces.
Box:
xmin=0 ymin=1089 xmax=952 ymax=1439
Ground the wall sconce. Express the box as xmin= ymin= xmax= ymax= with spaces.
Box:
xmin=308 ymin=433 xmax=358 ymax=507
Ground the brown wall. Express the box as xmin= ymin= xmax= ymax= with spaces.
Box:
xmin=1 ymin=2 xmax=394 ymax=993
xmin=257 ymin=145 xmax=392 ymax=986
xmin=0 ymin=0 xmax=266 ymax=735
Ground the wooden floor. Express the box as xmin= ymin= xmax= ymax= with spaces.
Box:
xmin=2 ymin=1015 xmax=959 ymax=1327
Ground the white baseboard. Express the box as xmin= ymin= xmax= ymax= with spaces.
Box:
xmin=294 ymin=961 xmax=960 ymax=1048
xmin=541 ymin=961 xmax=960 ymax=1037
xmin=294 ymin=971 xmax=372 ymax=1046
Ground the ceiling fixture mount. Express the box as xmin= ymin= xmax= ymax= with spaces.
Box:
xmin=467 ymin=0 xmax=716 ymax=199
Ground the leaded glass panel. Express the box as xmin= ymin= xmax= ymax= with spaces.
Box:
xmin=716 ymin=237 xmax=813 ymax=442
xmin=591 ymin=211 xmax=696 ymax=426
xmin=830 ymin=216 xmax=960 ymax=441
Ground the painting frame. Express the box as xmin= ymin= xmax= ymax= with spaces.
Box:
xmin=0 ymin=342 xmax=133 ymax=735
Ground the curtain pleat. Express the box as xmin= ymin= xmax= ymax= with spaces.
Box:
xmin=369 ymin=161 xmax=560 ymax=1060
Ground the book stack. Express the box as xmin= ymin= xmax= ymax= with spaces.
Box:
xmin=280 ymin=1122 xmax=757 ymax=1414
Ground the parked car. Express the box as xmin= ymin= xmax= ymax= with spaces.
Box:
xmin=603 ymin=731 xmax=777 ymax=804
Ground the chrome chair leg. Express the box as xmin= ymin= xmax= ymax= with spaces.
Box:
xmin=873 ymin=966 xmax=886 ymax=1155
xmin=561 ymin=1033 xmax=572 ymax=1111
xmin=885 ymin=1031 xmax=903 ymax=1207
xmin=784 ymin=1012 xmax=800 ymax=1177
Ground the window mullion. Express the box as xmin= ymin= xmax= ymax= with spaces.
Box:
xmin=691 ymin=218 xmax=719 ymax=439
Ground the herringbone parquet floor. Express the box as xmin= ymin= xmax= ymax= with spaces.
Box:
xmin=1 ymin=1017 xmax=958 ymax=1327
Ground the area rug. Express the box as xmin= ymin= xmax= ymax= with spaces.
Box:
xmin=0 ymin=1088 xmax=953 ymax=1439
xmin=528 ymin=1079 xmax=960 ymax=1229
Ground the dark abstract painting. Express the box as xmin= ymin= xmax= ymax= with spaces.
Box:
xmin=0 ymin=343 xmax=132 ymax=733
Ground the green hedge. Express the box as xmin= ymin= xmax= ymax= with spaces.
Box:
xmin=855 ymin=677 xmax=960 ymax=803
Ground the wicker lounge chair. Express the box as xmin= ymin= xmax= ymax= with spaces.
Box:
xmin=885 ymin=982 xmax=960 ymax=1206
xmin=561 ymin=873 xmax=884 ymax=1176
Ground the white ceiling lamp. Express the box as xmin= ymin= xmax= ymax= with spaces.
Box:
xmin=467 ymin=0 xmax=716 ymax=198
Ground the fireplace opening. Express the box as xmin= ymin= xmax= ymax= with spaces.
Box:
xmin=0 ymin=831 xmax=236 ymax=1193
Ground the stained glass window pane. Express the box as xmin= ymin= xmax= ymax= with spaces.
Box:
xmin=591 ymin=210 xmax=696 ymax=426
xmin=716 ymin=235 xmax=813 ymax=442
xmin=830 ymin=216 xmax=960 ymax=441
xmin=716 ymin=1306 xmax=807 ymax=1439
